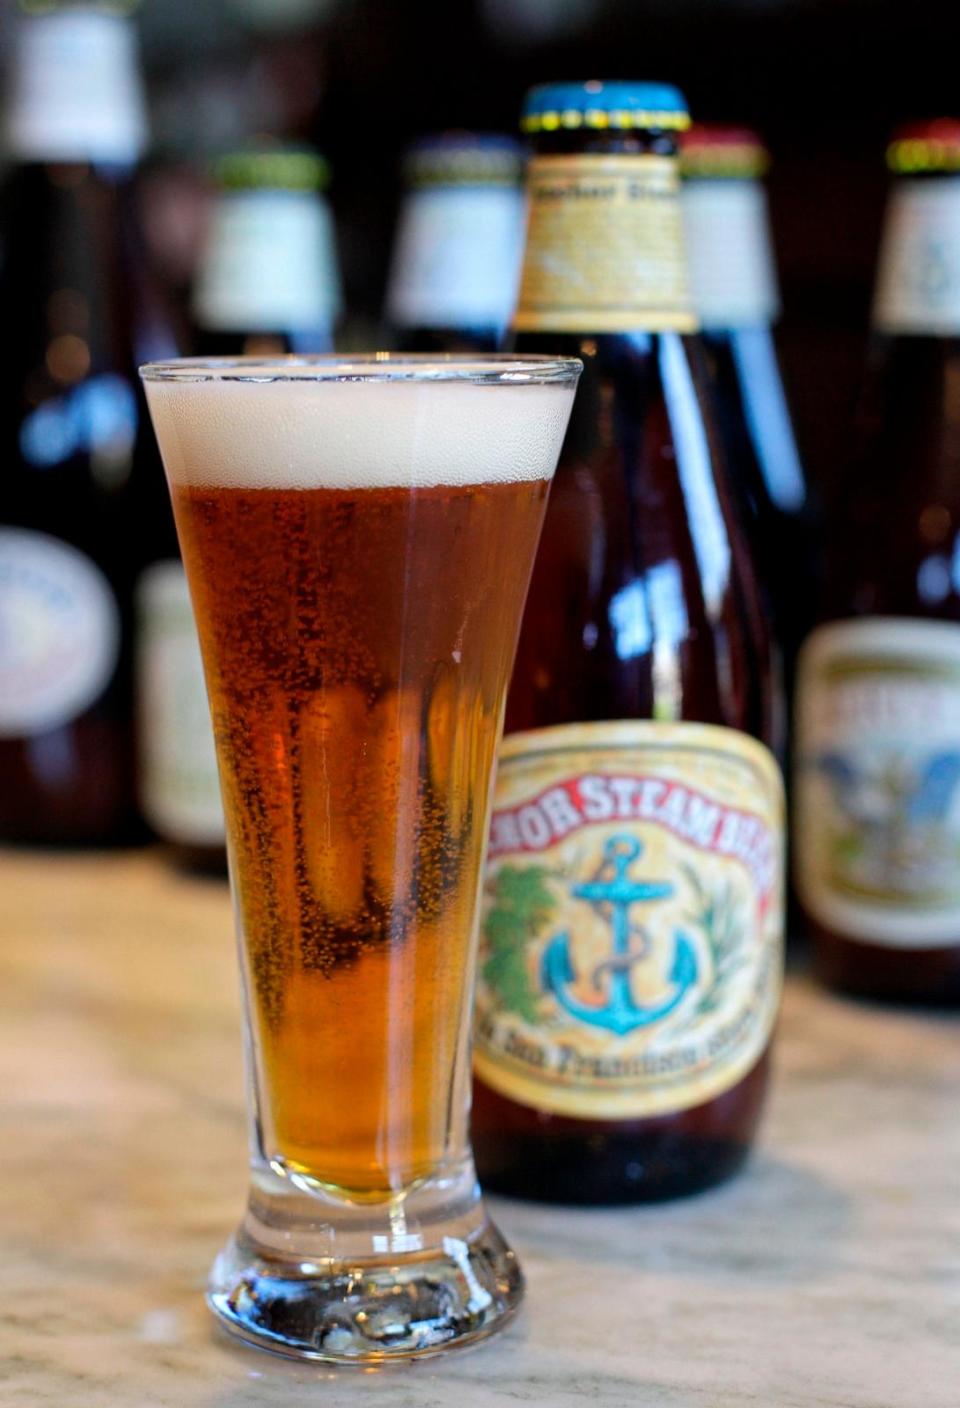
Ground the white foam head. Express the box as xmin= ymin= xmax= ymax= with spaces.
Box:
xmin=143 ymin=361 xmax=579 ymax=490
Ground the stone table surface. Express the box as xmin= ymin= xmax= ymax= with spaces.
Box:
xmin=1 ymin=848 xmax=957 ymax=1408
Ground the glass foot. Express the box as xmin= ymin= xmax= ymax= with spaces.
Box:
xmin=207 ymin=1190 xmax=523 ymax=1363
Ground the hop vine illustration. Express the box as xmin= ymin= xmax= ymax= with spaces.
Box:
xmin=482 ymin=865 xmax=556 ymax=1023
xmin=681 ymin=863 xmax=746 ymax=1017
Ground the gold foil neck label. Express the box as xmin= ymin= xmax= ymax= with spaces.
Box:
xmin=473 ymin=720 xmax=784 ymax=1120
xmin=514 ymin=154 xmax=697 ymax=334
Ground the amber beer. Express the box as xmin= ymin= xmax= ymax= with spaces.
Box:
xmin=146 ymin=367 xmax=568 ymax=1201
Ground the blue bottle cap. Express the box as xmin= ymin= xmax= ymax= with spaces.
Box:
xmin=521 ymin=81 xmax=690 ymax=135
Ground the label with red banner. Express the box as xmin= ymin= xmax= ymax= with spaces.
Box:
xmin=474 ymin=720 xmax=784 ymax=1119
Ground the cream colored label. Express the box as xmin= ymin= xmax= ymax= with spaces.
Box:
xmin=0 ymin=528 xmax=119 ymax=736
xmin=5 ymin=12 xmax=147 ymax=165
xmin=873 ymin=179 xmax=960 ymax=334
xmin=386 ymin=185 xmax=525 ymax=333
xmin=514 ymin=154 xmax=697 ymax=333
xmin=681 ymin=179 xmax=780 ymax=328
xmin=136 ymin=561 xmax=224 ymax=846
xmin=474 ymin=720 xmax=783 ymax=1120
xmin=795 ymin=618 xmax=960 ymax=947
xmin=194 ymin=190 xmax=342 ymax=335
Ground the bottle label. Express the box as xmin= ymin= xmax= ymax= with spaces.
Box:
xmin=514 ymin=154 xmax=697 ymax=334
xmin=873 ymin=177 xmax=960 ymax=335
xmin=473 ymin=721 xmax=784 ymax=1120
xmin=386 ymin=185 xmax=525 ymax=334
xmin=681 ymin=179 xmax=780 ymax=328
xmin=795 ymin=617 xmax=960 ymax=947
xmin=0 ymin=528 xmax=120 ymax=736
xmin=136 ymin=560 xmax=224 ymax=846
xmin=193 ymin=190 xmax=342 ymax=336
xmin=5 ymin=11 xmax=147 ymax=166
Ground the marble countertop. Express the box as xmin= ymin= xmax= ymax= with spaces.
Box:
xmin=2 ymin=849 xmax=957 ymax=1407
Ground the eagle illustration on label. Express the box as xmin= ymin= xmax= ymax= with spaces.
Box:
xmin=474 ymin=720 xmax=784 ymax=1121
xmin=795 ymin=617 xmax=960 ymax=948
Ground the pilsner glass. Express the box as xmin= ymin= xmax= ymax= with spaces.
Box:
xmin=140 ymin=355 xmax=580 ymax=1362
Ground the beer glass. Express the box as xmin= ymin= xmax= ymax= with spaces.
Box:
xmin=140 ymin=355 xmax=580 ymax=1362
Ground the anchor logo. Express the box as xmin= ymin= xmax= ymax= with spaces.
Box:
xmin=541 ymin=835 xmax=699 ymax=1035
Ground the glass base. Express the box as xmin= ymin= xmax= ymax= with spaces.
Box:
xmin=207 ymin=1164 xmax=523 ymax=1363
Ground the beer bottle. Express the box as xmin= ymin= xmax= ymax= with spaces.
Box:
xmin=794 ymin=119 xmax=960 ymax=1004
xmin=471 ymin=82 xmax=784 ymax=1203
xmin=385 ymin=133 xmax=526 ymax=352
xmin=0 ymin=0 xmax=165 ymax=844
xmin=136 ymin=145 xmax=340 ymax=873
xmin=680 ymin=125 xmax=811 ymax=710
xmin=192 ymin=145 xmax=341 ymax=356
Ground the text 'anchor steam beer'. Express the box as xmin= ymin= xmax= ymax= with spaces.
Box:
xmin=471 ymin=81 xmax=786 ymax=1204
xmin=794 ymin=119 xmax=960 ymax=1005
xmin=142 ymin=355 xmax=580 ymax=1361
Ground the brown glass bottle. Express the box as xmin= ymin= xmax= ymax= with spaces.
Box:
xmin=384 ymin=134 xmax=525 ymax=353
xmin=471 ymin=82 xmax=784 ymax=1204
xmin=191 ymin=146 xmax=340 ymax=359
xmin=0 ymin=1 xmax=165 ymax=845
xmin=680 ymin=126 xmax=814 ymax=724
xmin=794 ymin=120 xmax=960 ymax=1005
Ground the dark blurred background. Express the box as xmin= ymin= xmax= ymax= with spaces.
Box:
xmin=2 ymin=0 xmax=957 ymax=497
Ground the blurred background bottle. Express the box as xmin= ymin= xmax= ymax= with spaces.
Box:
xmin=192 ymin=144 xmax=341 ymax=355
xmin=0 ymin=0 xmax=173 ymax=845
xmin=384 ymin=133 xmax=526 ymax=352
xmin=680 ymin=124 xmax=812 ymax=740
xmin=794 ymin=120 xmax=960 ymax=1005
xmin=471 ymin=81 xmax=783 ymax=1204
xmin=135 ymin=143 xmax=341 ymax=874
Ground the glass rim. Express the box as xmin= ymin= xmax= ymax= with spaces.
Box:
xmin=139 ymin=353 xmax=583 ymax=386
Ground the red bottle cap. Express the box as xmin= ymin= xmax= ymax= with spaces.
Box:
xmin=887 ymin=119 xmax=960 ymax=173
xmin=679 ymin=124 xmax=770 ymax=179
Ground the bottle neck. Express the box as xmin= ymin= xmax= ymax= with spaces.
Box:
xmin=514 ymin=135 xmax=696 ymax=335
xmin=872 ymin=175 xmax=960 ymax=336
xmin=386 ymin=181 xmax=525 ymax=337
xmin=5 ymin=9 xmax=147 ymax=166
xmin=681 ymin=177 xmax=780 ymax=330
xmin=193 ymin=187 xmax=342 ymax=336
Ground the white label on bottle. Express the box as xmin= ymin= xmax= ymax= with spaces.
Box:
xmin=795 ymin=617 xmax=960 ymax=947
xmin=873 ymin=178 xmax=960 ymax=334
xmin=5 ymin=11 xmax=148 ymax=165
xmin=193 ymin=189 xmax=342 ymax=335
xmin=681 ymin=179 xmax=780 ymax=329
xmin=136 ymin=560 xmax=224 ymax=846
xmin=386 ymin=185 xmax=525 ymax=334
xmin=0 ymin=528 xmax=120 ymax=736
